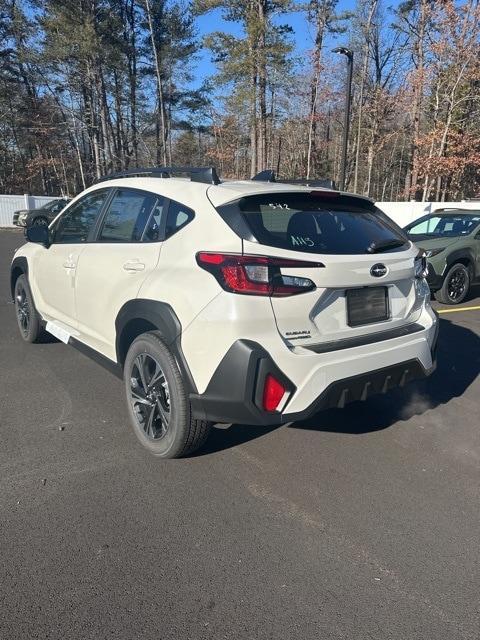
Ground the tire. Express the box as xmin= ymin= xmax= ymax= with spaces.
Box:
xmin=434 ymin=263 xmax=470 ymax=305
xmin=32 ymin=217 xmax=48 ymax=227
xmin=14 ymin=274 xmax=43 ymax=343
xmin=124 ymin=331 xmax=211 ymax=458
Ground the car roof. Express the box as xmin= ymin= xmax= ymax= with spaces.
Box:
xmin=206 ymin=180 xmax=373 ymax=207
xmin=430 ymin=208 xmax=480 ymax=215
xmin=82 ymin=176 xmax=373 ymax=209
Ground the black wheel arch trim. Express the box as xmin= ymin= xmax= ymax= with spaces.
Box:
xmin=443 ymin=249 xmax=476 ymax=278
xmin=115 ymin=299 xmax=198 ymax=394
xmin=10 ymin=256 xmax=29 ymax=299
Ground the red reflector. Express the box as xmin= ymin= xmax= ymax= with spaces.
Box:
xmin=263 ymin=374 xmax=286 ymax=412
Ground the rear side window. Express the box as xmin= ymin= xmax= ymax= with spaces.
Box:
xmin=165 ymin=200 xmax=194 ymax=239
xmin=99 ymin=189 xmax=161 ymax=243
xmin=217 ymin=193 xmax=408 ymax=255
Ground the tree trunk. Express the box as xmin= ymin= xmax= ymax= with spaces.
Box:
xmin=257 ymin=0 xmax=267 ymax=171
xmin=405 ymin=0 xmax=428 ymax=199
xmin=145 ymin=0 xmax=168 ymax=166
xmin=354 ymin=0 xmax=378 ymax=193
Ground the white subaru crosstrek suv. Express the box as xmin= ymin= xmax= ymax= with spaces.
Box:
xmin=11 ymin=167 xmax=438 ymax=458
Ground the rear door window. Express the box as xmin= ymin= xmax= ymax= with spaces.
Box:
xmin=217 ymin=193 xmax=408 ymax=255
xmin=99 ymin=189 xmax=161 ymax=243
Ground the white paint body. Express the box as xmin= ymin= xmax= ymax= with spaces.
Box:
xmin=13 ymin=177 xmax=438 ymax=416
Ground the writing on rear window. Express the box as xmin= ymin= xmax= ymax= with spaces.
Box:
xmin=290 ymin=235 xmax=315 ymax=247
xmin=268 ymin=203 xmax=291 ymax=210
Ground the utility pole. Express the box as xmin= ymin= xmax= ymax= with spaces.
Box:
xmin=332 ymin=47 xmax=353 ymax=191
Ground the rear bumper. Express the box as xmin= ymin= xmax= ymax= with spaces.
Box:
xmin=190 ymin=316 xmax=438 ymax=425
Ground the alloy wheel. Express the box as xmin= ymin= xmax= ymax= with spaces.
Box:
xmin=447 ymin=268 xmax=467 ymax=302
xmin=129 ymin=353 xmax=170 ymax=440
xmin=15 ymin=283 xmax=30 ymax=337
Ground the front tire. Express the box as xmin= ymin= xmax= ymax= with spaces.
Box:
xmin=14 ymin=274 xmax=43 ymax=343
xmin=124 ymin=331 xmax=211 ymax=458
xmin=434 ymin=263 xmax=470 ymax=305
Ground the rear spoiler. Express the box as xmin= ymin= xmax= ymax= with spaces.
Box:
xmin=251 ymin=170 xmax=337 ymax=191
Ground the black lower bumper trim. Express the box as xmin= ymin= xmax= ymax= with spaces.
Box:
xmin=282 ymin=359 xmax=434 ymax=424
xmin=190 ymin=339 xmax=435 ymax=426
xmin=189 ymin=340 xmax=295 ymax=425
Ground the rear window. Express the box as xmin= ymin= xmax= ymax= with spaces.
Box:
xmin=217 ymin=193 xmax=408 ymax=255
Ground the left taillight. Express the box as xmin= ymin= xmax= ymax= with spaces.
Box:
xmin=196 ymin=252 xmax=323 ymax=297
xmin=262 ymin=374 xmax=287 ymax=412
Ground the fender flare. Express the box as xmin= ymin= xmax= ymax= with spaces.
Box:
xmin=10 ymin=256 xmax=29 ymax=299
xmin=444 ymin=249 xmax=476 ymax=277
xmin=115 ymin=299 xmax=198 ymax=394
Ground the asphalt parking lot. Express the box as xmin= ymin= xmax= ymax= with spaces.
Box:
xmin=1 ymin=228 xmax=479 ymax=640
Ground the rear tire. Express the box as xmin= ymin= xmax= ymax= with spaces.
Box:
xmin=14 ymin=274 xmax=43 ymax=343
xmin=124 ymin=331 xmax=211 ymax=458
xmin=434 ymin=263 xmax=470 ymax=305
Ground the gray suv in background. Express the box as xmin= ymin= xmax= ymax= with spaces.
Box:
xmin=13 ymin=198 xmax=71 ymax=228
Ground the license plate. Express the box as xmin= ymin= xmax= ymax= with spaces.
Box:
xmin=347 ymin=287 xmax=389 ymax=327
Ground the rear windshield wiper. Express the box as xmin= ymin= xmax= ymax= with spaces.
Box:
xmin=366 ymin=238 xmax=406 ymax=254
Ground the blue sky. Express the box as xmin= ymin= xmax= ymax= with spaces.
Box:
xmin=194 ymin=0 xmax=401 ymax=86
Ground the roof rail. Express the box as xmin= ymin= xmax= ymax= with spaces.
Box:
xmin=251 ymin=170 xmax=337 ymax=191
xmin=94 ymin=166 xmax=221 ymax=186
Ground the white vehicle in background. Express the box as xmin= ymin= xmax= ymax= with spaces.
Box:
xmin=11 ymin=167 xmax=438 ymax=458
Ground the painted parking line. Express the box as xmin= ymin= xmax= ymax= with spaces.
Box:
xmin=437 ymin=305 xmax=480 ymax=314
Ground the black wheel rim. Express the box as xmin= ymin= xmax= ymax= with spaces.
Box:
xmin=15 ymin=283 xmax=30 ymax=336
xmin=129 ymin=354 xmax=170 ymax=440
xmin=447 ymin=269 xmax=467 ymax=302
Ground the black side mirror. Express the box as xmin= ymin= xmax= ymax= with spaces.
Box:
xmin=26 ymin=225 xmax=50 ymax=247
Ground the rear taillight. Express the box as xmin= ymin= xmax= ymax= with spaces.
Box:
xmin=196 ymin=252 xmax=323 ymax=297
xmin=415 ymin=252 xmax=428 ymax=279
xmin=262 ymin=374 xmax=287 ymax=412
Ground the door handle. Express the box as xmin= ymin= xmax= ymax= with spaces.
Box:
xmin=123 ymin=260 xmax=145 ymax=272
xmin=63 ymin=253 xmax=76 ymax=270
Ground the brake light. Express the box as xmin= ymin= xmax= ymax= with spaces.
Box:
xmin=263 ymin=374 xmax=286 ymax=412
xmin=310 ymin=190 xmax=339 ymax=198
xmin=196 ymin=252 xmax=323 ymax=296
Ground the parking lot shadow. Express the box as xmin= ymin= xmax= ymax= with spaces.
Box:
xmin=198 ymin=317 xmax=479 ymax=453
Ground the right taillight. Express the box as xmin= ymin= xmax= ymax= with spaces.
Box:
xmin=415 ymin=252 xmax=428 ymax=279
xmin=196 ymin=252 xmax=324 ymax=296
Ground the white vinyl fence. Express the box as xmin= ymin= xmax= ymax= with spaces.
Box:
xmin=0 ymin=194 xmax=57 ymax=227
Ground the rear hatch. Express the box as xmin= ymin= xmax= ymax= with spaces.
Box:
xmin=216 ymin=191 xmax=421 ymax=349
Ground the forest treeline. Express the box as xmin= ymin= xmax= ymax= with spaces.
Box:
xmin=1 ymin=0 xmax=479 ymax=201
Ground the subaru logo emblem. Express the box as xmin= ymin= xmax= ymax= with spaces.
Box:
xmin=370 ymin=263 xmax=388 ymax=278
